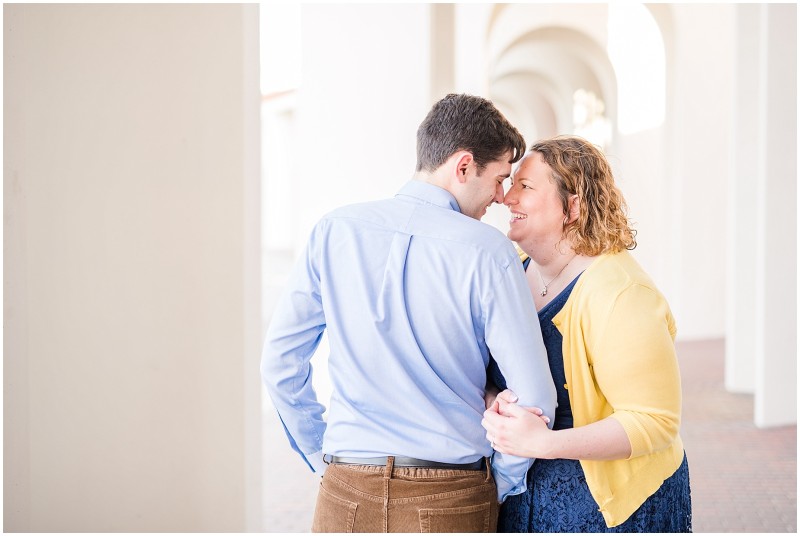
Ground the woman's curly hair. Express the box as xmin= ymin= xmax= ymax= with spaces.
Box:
xmin=530 ymin=136 xmax=636 ymax=255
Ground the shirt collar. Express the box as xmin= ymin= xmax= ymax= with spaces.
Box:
xmin=396 ymin=180 xmax=462 ymax=213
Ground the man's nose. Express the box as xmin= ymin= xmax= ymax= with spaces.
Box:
xmin=494 ymin=183 xmax=505 ymax=204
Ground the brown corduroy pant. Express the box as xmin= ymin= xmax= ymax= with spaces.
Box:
xmin=311 ymin=456 xmax=498 ymax=533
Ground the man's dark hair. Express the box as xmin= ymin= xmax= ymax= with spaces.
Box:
xmin=415 ymin=93 xmax=526 ymax=173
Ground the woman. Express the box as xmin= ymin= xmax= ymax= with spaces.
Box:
xmin=482 ymin=136 xmax=692 ymax=532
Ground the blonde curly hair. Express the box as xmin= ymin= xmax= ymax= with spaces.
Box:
xmin=529 ymin=136 xmax=636 ymax=255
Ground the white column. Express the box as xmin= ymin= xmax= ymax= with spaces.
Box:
xmin=4 ymin=4 xmax=262 ymax=530
xmin=728 ymin=3 xmax=797 ymax=425
xmin=725 ymin=4 xmax=761 ymax=394
xmin=753 ymin=4 xmax=797 ymax=427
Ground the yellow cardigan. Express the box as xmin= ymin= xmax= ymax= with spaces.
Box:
xmin=524 ymin=249 xmax=685 ymax=527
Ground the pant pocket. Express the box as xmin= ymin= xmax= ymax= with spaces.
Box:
xmin=311 ymin=483 xmax=358 ymax=533
xmin=419 ymin=502 xmax=492 ymax=533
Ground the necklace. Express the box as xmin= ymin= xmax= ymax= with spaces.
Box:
xmin=535 ymin=255 xmax=576 ymax=296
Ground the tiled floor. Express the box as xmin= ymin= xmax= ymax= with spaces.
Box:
xmin=677 ymin=339 xmax=796 ymax=533
xmin=261 ymin=338 xmax=797 ymax=533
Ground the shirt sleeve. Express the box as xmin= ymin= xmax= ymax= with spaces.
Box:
xmin=593 ymin=283 xmax=681 ymax=458
xmin=484 ymin=256 xmax=558 ymax=502
xmin=260 ymin=222 xmax=329 ymax=473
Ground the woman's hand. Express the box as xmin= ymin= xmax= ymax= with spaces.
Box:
xmin=482 ymin=398 xmax=553 ymax=458
xmin=484 ymin=399 xmax=633 ymax=461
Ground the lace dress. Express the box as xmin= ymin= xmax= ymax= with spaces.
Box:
xmin=488 ymin=267 xmax=692 ymax=533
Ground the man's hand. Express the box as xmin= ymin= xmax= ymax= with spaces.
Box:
xmin=487 ymin=389 xmax=549 ymax=419
xmin=484 ymin=384 xmax=501 ymax=409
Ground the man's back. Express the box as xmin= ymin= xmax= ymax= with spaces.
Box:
xmin=263 ymin=179 xmax=554 ymax=489
xmin=316 ymin=181 xmax=520 ymax=460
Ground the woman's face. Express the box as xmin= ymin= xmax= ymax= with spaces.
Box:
xmin=504 ymin=152 xmax=567 ymax=249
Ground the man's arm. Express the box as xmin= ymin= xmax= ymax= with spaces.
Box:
xmin=483 ymin=255 xmax=557 ymax=501
xmin=260 ymin=224 xmax=329 ymax=473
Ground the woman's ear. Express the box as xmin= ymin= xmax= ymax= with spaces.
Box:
xmin=567 ymin=194 xmax=580 ymax=223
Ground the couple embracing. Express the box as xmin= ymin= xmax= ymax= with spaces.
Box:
xmin=261 ymin=94 xmax=691 ymax=533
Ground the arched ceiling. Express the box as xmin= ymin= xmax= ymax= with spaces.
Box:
xmin=483 ymin=5 xmax=620 ymax=149
xmin=491 ymin=71 xmax=564 ymax=143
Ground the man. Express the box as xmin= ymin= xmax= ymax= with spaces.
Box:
xmin=261 ymin=93 xmax=556 ymax=533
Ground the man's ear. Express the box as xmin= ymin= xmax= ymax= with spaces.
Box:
xmin=567 ymin=194 xmax=580 ymax=223
xmin=454 ymin=152 xmax=474 ymax=184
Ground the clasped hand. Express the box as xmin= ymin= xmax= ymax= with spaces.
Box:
xmin=481 ymin=389 xmax=553 ymax=459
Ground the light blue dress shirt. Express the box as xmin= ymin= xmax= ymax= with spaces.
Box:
xmin=261 ymin=180 xmax=556 ymax=502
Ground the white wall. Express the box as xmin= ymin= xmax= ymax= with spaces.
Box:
xmin=452 ymin=3 xmax=736 ymax=341
xmin=663 ymin=4 xmax=735 ymax=340
xmin=282 ymin=3 xmax=749 ymax=343
xmin=296 ymin=4 xmax=433 ymax=246
xmin=4 ymin=4 xmax=262 ymax=531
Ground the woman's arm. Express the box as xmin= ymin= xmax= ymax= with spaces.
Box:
xmin=482 ymin=400 xmax=630 ymax=460
xmin=592 ymin=284 xmax=681 ymax=457
xmin=482 ymin=283 xmax=680 ymax=462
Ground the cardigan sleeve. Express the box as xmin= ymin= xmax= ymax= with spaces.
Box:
xmin=591 ymin=283 xmax=682 ymax=458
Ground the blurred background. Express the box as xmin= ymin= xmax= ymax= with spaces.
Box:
xmin=4 ymin=3 xmax=796 ymax=533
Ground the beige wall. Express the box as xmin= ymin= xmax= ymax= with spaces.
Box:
xmin=4 ymin=4 xmax=262 ymax=531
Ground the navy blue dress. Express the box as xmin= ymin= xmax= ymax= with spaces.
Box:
xmin=488 ymin=262 xmax=692 ymax=533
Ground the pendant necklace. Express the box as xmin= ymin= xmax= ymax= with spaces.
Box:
xmin=536 ymin=255 xmax=576 ymax=297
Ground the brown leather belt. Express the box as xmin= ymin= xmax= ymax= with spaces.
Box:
xmin=323 ymin=454 xmax=485 ymax=471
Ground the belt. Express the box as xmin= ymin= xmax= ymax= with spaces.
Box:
xmin=323 ymin=454 xmax=485 ymax=471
